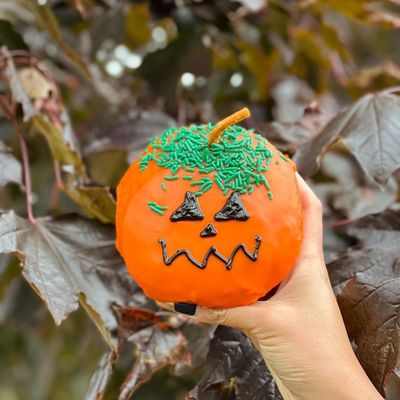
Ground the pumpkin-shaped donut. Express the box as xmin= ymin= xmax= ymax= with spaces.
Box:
xmin=116 ymin=109 xmax=303 ymax=308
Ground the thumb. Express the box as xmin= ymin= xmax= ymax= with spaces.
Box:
xmin=156 ymin=301 xmax=257 ymax=331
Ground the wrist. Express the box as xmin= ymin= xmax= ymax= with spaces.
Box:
xmin=258 ymin=345 xmax=383 ymax=400
xmin=297 ymin=361 xmax=384 ymax=400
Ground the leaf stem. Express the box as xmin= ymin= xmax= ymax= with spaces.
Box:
xmin=50 ymin=160 xmax=63 ymax=210
xmin=15 ymin=122 xmax=36 ymax=224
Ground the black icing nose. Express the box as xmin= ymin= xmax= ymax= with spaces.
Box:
xmin=200 ymin=223 xmax=217 ymax=237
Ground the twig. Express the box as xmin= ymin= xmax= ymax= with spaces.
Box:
xmin=50 ymin=160 xmax=63 ymax=210
xmin=14 ymin=122 xmax=36 ymax=224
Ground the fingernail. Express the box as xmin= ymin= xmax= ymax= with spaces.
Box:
xmin=174 ymin=302 xmax=197 ymax=316
xmin=156 ymin=301 xmax=174 ymax=311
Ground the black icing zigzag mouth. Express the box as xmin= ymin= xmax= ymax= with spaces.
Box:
xmin=158 ymin=236 xmax=262 ymax=270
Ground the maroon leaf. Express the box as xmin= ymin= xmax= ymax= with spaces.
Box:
xmin=329 ymin=208 xmax=400 ymax=292
xmin=188 ymin=326 xmax=282 ymax=400
xmin=175 ymin=323 xmax=216 ymax=375
xmin=328 ymin=208 xmax=400 ymax=395
xmin=338 ymin=275 xmax=400 ymax=397
xmin=260 ymin=102 xmax=334 ymax=153
xmin=0 ymin=211 xmax=147 ymax=350
xmin=84 ymin=110 xmax=176 ymax=161
xmin=294 ymin=90 xmax=400 ymax=184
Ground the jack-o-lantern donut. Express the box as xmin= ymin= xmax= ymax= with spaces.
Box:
xmin=116 ymin=108 xmax=303 ymax=308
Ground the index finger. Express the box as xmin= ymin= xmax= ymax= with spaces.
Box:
xmin=295 ymin=172 xmax=324 ymax=261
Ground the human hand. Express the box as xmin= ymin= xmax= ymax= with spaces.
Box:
xmin=158 ymin=174 xmax=383 ymax=400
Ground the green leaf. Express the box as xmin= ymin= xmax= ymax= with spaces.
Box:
xmin=124 ymin=4 xmax=152 ymax=49
xmin=320 ymin=21 xmax=352 ymax=63
xmin=64 ymin=178 xmax=116 ymax=224
xmin=0 ymin=211 xmax=147 ymax=350
xmin=317 ymin=0 xmax=370 ymax=19
xmin=28 ymin=115 xmax=85 ymax=174
xmin=0 ymin=20 xmax=28 ymax=50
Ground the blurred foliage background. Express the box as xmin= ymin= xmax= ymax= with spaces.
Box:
xmin=0 ymin=0 xmax=400 ymax=399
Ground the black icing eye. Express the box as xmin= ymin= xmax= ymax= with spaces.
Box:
xmin=170 ymin=192 xmax=204 ymax=222
xmin=214 ymin=191 xmax=249 ymax=221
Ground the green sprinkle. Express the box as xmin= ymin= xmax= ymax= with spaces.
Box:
xmin=139 ymin=123 xmax=275 ymax=198
xmin=148 ymin=204 xmax=165 ymax=215
xmin=268 ymin=192 xmax=273 ymax=200
xmin=148 ymin=201 xmax=168 ymax=211
xmin=161 ymin=183 xmax=167 ymax=191
xmin=190 ymin=180 xmax=204 ymax=186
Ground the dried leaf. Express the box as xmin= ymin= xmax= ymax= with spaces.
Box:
xmin=115 ymin=307 xmax=190 ymax=400
xmin=1 ymin=51 xmax=117 ymax=224
xmin=0 ymin=211 xmax=146 ymax=350
xmin=1 ymin=51 xmax=84 ymax=172
xmin=367 ymin=10 xmax=400 ymax=28
xmin=85 ymin=352 xmax=116 ymax=400
xmin=0 ymin=141 xmax=22 ymax=187
xmin=18 ymin=67 xmax=55 ymax=100
xmin=2 ymin=46 xmax=37 ymax=121
xmin=294 ymin=90 xmax=400 ymax=184
xmin=188 ymin=326 xmax=282 ymax=400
